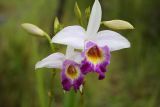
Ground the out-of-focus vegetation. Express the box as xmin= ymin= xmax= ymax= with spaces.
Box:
xmin=0 ymin=0 xmax=160 ymax=107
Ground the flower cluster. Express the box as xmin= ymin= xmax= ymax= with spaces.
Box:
xmin=34 ymin=0 xmax=132 ymax=92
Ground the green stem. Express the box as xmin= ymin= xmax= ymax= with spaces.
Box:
xmin=48 ymin=71 xmax=56 ymax=107
xmin=79 ymin=94 xmax=84 ymax=107
xmin=64 ymin=90 xmax=76 ymax=107
xmin=44 ymin=33 xmax=55 ymax=52
xmin=36 ymin=70 xmax=46 ymax=107
xmin=43 ymin=32 xmax=56 ymax=107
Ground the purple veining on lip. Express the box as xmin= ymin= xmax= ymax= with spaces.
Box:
xmin=81 ymin=41 xmax=111 ymax=80
xmin=61 ymin=60 xmax=84 ymax=91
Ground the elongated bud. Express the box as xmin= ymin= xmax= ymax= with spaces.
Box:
xmin=85 ymin=6 xmax=91 ymax=21
xmin=102 ymin=20 xmax=134 ymax=30
xmin=21 ymin=23 xmax=45 ymax=36
xmin=63 ymin=90 xmax=66 ymax=94
xmin=54 ymin=17 xmax=60 ymax=34
xmin=74 ymin=2 xmax=82 ymax=19
xmin=79 ymin=84 xmax=83 ymax=94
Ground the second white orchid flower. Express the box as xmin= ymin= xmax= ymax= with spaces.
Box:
xmin=35 ymin=46 xmax=84 ymax=91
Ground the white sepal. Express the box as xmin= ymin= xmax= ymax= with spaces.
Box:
xmin=86 ymin=0 xmax=102 ymax=37
xmin=35 ymin=53 xmax=65 ymax=69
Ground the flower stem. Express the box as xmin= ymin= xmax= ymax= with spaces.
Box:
xmin=36 ymin=70 xmax=46 ymax=107
xmin=64 ymin=90 xmax=76 ymax=107
xmin=48 ymin=71 xmax=56 ymax=107
xmin=79 ymin=89 xmax=84 ymax=107
xmin=43 ymin=33 xmax=56 ymax=107
xmin=44 ymin=33 xmax=55 ymax=52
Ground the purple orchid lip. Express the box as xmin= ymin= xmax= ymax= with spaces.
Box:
xmin=61 ymin=60 xmax=84 ymax=91
xmin=81 ymin=41 xmax=111 ymax=80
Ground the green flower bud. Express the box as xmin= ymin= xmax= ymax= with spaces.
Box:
xmin=54 ymin=17 xmax=60 ymax=34
xmin=74 ymin=2 xmax=82 ymax=19
xmin=85 ymin=6 xmax=91 ymax=22
xmin=74 ymin=2 xmax=84 ymax=26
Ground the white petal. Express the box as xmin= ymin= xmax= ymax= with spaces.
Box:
xmin=86 ymin=0 xmax=102 ymax=37
xmin=35 ymin=53 xmax=65 ymax=69
xmin=52 ymin=26 xmax=86 ymax=49
xmin=65 ymin=46 xmax=83 ymax=63
xmin=94 ymin=30 xmax=130 ymax=51
xmin=66 ymin=50 xmax=83 ymax=64
xmin=72 ymin=51 xmax=83 ymax=64
xmin=65 ymin=46 xmax=75 ymax=59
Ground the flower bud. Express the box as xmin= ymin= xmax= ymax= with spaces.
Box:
xmin=74 ymin=2 xmax=82 ymax=19
xmin=85 ymin=6 xmax=91 ymax=21
xmin=102 ymin=20 xmax=134 ymax=30
xmin=21 ymin=23 xmax=45 ymax=36
xmin=54 ymin=17 xmax=60 ymax=34
xmin=79 ymin=84 xmax=83 ymax=94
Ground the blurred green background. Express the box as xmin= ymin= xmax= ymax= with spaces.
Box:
xmin=0 ymin=0 xmax=160 ymax=107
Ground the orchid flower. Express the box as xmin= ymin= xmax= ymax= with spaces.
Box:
xmin=51 ymin=0 xmax=131 ymax=79
xmin=35 ymin=46 xmax=84 ymax=91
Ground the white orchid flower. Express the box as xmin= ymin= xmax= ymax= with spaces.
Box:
xmin=51 ymin=0 xmax=131 ymax=79
xmin=51 ymin=0 xmax=130 ymax=51
xmin=35 ymin=46 xmax=84 ymax=91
